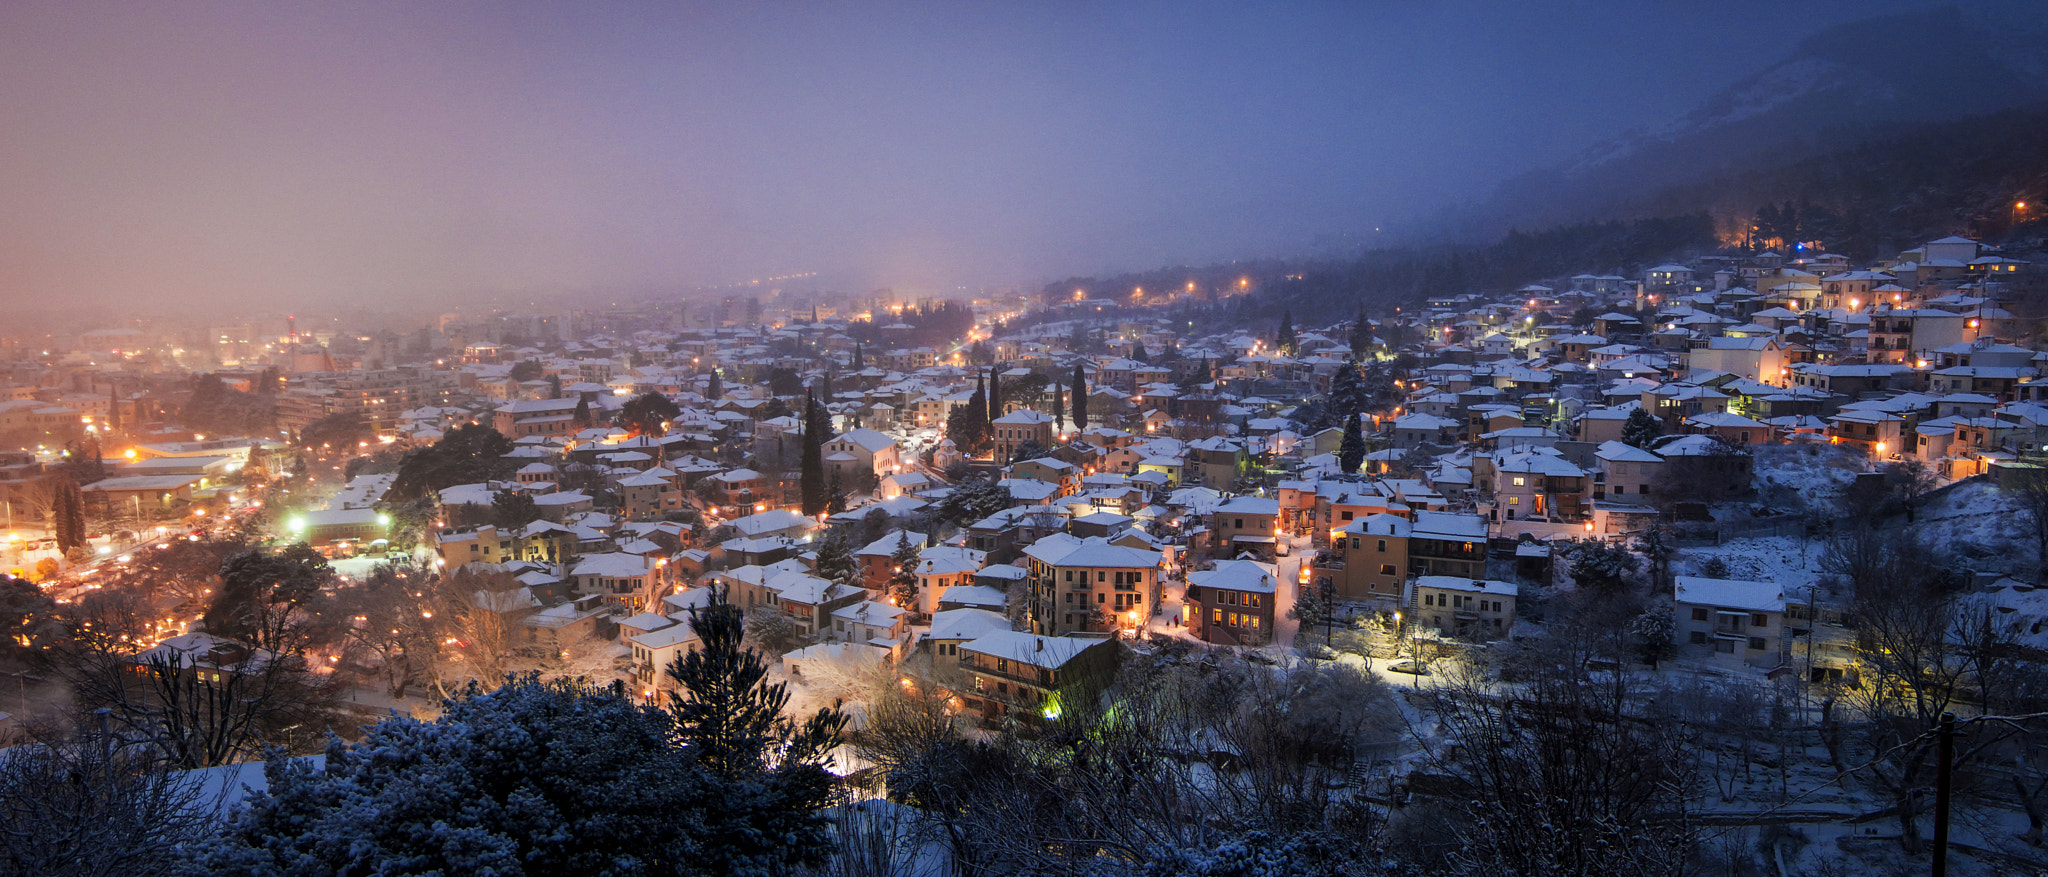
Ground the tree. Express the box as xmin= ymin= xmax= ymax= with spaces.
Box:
xmin=1882 ymin=458 xmax=1939 ymax=523
xmin=199 ymin=675 xmax=830 ymax=877
xmin=1275 ymin=309 xmax=1297 ymax=356
xmin=490 ymin=491 xmax=541 ymax=530
xmin=508 ymin=359 xmax=543 ymax=382
xmin=663 ymin=594 xmax=839 ymax=786
xmin=0 ymin=732 xmax=218 ymax=877
xmin=1071 ymin=363 xmax=1089 ymax=431
xmin=202 ymin=544 xmax=335 ymax=650
xmin=852 ymin=342 xmax=865 ymax=371
xmin=1348 ymin=307 xmax=1373 ymax=357
xmin=812 ymin=529 xmax=859 ymax=588
xmin=705 ymin=368 xmax=723 ymax=400
xmin=1009 ymin=440 xmax=1052 ymax=464
xmin=1052 ymin=380 xmax=1066 ymax=431
xmin=389 ymin=423 xmax=517 ymax=500
xmin=887 ymin=531 xmax=921 ymax=613
xmin=51 ymin=475 xmax=87 ymax=555
xmin=298 ymin=412 xmax=366 ymax=452
xmin=767 ymin=367 xmax=805 ymax=398
xmin=571 ymin=391 xmax=593 ymax=428
xmin=1418 ymin=642 xmax=1698 ymax=876
xmin=987 ymin=367 xmax=1003 ymax=419
xmin=1629 ymin=605 xmax=1676 ymax=669
xmin=2018 ymin=468 xmax=2048 ymax=575
xmin=1566 ymin=539 xmax=1640 ymax=595
xmin=619 ymin=391 xmax=682 ymax=437
xmin=1337 ymin=413 xmax=1366 ymax=475
xmin=546 ymin=373 xmax=562 ymax=399
xmin=800 ymin=392 xmax=828 ymax=516
xmin=1621 ymin=407 xmax=1662 ymax=448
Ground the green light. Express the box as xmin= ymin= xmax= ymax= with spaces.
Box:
xmin=287 ymin=517 xmax=305 ymax=533
xmin=376 ymin=513 xmax=391 ymax=527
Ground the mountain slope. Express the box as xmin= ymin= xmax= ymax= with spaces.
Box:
xmin=1440 ymin=6 xmax=2048 ymax=240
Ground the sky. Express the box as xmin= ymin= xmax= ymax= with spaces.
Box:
xmin=0 ymin=0 xmax=1967 ymax=310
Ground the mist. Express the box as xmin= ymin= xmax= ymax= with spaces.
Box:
xmin=0 ymin=0 xmax=1961 ymax=309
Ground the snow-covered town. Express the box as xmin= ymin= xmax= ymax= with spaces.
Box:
xmin=9 ymin=4 xmax=2048 ymax=876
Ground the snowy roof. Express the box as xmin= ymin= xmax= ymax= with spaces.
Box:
xmin=1413 ymin=575 xmax=1516 ymax=597
xmin=1189 ymin=559 xmax=1278 ymax=595
xmin=1021 ymin=533 xmax=1159 ymax=569
xmin=960 ymin=630 xmax=1104 ymax=670
xmin=1674 ymin=576 xmax=1784 ymax=613
xmin=929 ymin=607 xmax=1013 ymax=641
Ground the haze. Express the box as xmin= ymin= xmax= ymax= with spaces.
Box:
xmin=0 ymin=0 xmax=1955 ymax=309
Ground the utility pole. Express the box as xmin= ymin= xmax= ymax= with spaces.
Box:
xmin=1932 ymin=712 xmax=1956 ymax=877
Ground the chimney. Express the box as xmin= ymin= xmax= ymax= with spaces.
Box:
xmin=1035 ymin=637 xmax=1044 ymax=652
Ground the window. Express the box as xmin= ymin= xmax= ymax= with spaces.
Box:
xmin=1613 ymin=485 xmax=1625 ymax=494
xmin=1379 ymin=564 xmax=1396 ymax=575
xmin=1097 ymin=593 xmax=1105 ymax=604
xmin=1213 ymin=608 xmax=1223 ymax=623
xmin=1424 ymin=594 xmax=1435 ymax=606
xmin=1691 ymin=608 xmax=1709 ymax=621
xmin=1751 ymin=613 xmax=1769 ymax=628
xmin=1748 ymin=637 xmax=1767 ymax=651
xmin=1377 ymin=539 xmax=1388 ymax=552
xmin=1234 ymin=518 xmax=1244 ymax=529
xmin=1512 ymin=476 xmax=1526 ymax=486
xmin=1714 ymin=639 xmax=1736 ymax=653
xmin=1064 ymin=570 xmax=1073 ymax=582
xmin=1340 ymin=511 xmax=1354 ymax=521
xmin=1097 ymin=571 xmax=1106 ymax=582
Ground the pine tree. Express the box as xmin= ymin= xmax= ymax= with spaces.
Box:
xmin=1276 ymin=309 xmax=1297 ymax=355
xmin=1349 ymin=307 xmax=1373 ymax=357
xmin=667 ymin=594 xmax=846 ymax=778
xmin=1339 ymin=413 xmax=1367 ymax=475
xmin=1622 ymin=408 xmax=1662 ymax=449
xmin=852 ymin=342 xmax=865 ymax=371
xmin=1071 ymin=363 xmax=1089 ymax=431
xmin=813 ymin=529 xmax=858 ymax=587
xmin=799 ymin=392 xmax=827 ymax=516
xmin=1131 ymin=340 xmax=1149 ymax=362
xmin=706 ymin=369 xmax=723 ymax=401
xmin=572 ymin=392 xmax=592 ymax=428
xmin=826 ymin=471 xmax=847 ymax=515
xmin=887 ymin=531 xmax=922 ymax=615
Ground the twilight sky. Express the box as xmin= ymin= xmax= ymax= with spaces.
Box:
xmin=0 ymin=0 xmax=1967 ymax=309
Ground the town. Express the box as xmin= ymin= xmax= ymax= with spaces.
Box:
xmin=6 ymin=226 xmax=2048 ymax=874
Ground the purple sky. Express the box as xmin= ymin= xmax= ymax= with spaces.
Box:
xmin=0 ymin=1 xmax=1961 ymax=309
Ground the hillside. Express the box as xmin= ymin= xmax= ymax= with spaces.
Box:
xmin=1434 ymin=6 xmax=2048 ymax=244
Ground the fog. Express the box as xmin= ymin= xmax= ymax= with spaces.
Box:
xmin=0 ymin=0 xmax=1957 ymax=308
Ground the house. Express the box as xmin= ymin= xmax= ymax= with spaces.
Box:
xmin=957 ymin=631 xmax=1121 ymax=724
xmin=626 ymin=620 xmax=700 ymax=698
xmin=1022 ymin=533 xmax=1162 ymax=636
xmin=991 ymin=409 xmax=1058 ymax=462
xmin=828 ymin=600 xmax=908 ymax=651
xmin=911 ymin=545 xmax=988 ymax=620
xmin=1185 ymin=560 xmax=1278 ymax=647
xmin=570 ymin=552 xmax=672 ymax=614
xmin=1312 ymin=512 xmax=1411 ymax=604
xmin=1209 ymin=495 xmax=1282 ymax=560
xmin=1674 ymin=575 xmax=1785 ymax=669
xmin=1593 ymin=441 xmax=1663 ymax=501
xmin=822 ymin=428 xmax=901 ymax=483
xmin=1407 ymin=511 xmax=1489 ymax=579
xmin=1406 ymin=576 xmax=1516 ymax=641
xmin=926 ymin=607 xmax=1013 ymax=661
xmin=520 ymin=595 xmax=612 ymax=651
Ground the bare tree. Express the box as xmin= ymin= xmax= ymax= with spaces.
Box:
xmin=1412 ymin=636 xmax=1700 ymax=877
xmin=0 ymin=728 xmax=221 ymax=877
xmin=2011 ymin=467 xmax=2048 ymax=575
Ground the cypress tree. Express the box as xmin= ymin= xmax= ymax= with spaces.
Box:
xmin=852 ymin=342 xmax=864 ymax=371
xmin=888 ymin=532 xmax=922 ymax=614
xmin=1276 ymin=309 xmax=1297 ymax=355
xmin=1071 ymin=363 xmax=1089 ymax=431
xmin=706 ymin=369 xmax=723 ymax=401
xmin=52 ymin=476 xmax=87 ymax=555
xmin=986 ymin=367 xmax=1001 ymax=420
xmin=572 ymin=392 xmax=592 ymax=428
xmin=1052 ymin=382 xmax=1065 ymax=432
xmin=800 ymin=392 xmax=827 ymax=516
xmin=1339 ymin=413 xmax=1366 ymax=475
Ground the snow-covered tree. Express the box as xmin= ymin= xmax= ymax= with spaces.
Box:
xmin=200 ymin=674 xmax=837 ymax=876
